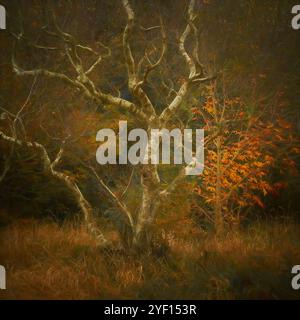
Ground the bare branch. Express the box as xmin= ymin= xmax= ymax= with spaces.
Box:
xmin=122 ymin=0 xmax=136 ymax=80
xmin=13 ymin=54 xmax=149 ymax=122
xmin=13 ymin=61 xmax=77 ymax=87
xmin=179 ymin=0 xmax=197 ymax=78
xmin=51 ymin=145 xmax=65 ymax=170
xmin=136 ymin=16 xmax=167 ymax=88
xmin=121 ymin=167 xmax=135 ymax=199
xmin=159 ymin=0 xmax=217 ymax=124
xmin=140 ymin=25 xmax=161 ymax=32
xmin=89 ymin=166 xmax=135 ymax=230
xmin=122 ymin=0 xmax=157 ymax=120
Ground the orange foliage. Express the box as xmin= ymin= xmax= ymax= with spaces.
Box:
xmin=193 ymin=90 xmax=299 ymax=219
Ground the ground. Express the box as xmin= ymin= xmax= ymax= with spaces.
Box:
xmin=0 ymin=216 xmax=300 ymax=300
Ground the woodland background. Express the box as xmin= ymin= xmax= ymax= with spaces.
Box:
xmin=0 ymin=0 xmax=300 ymax=299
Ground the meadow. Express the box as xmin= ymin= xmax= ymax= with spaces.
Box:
xmin=1 ymin=215 xmax=299 ymax=300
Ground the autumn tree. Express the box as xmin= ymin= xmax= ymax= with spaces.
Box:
xmin=192 ymin=79 xmax=300 ymax=233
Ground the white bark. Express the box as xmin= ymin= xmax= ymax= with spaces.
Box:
xmin=133 ymin=164 xmax=160 ymax=249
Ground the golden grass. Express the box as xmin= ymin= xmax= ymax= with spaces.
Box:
xmin=0 ymin=217 xmax=300 ymax=299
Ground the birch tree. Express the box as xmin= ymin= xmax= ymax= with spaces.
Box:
xmin=6 ymin=0 xmax=216 ymax=250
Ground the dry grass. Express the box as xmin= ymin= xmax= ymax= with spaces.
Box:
xmin=0 ymin=217 xmax=300 ymax=300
